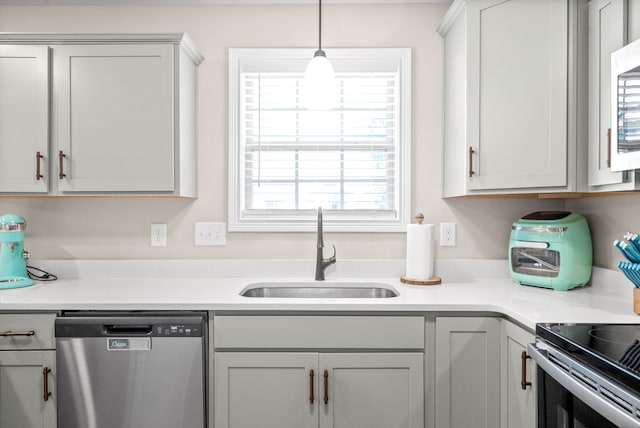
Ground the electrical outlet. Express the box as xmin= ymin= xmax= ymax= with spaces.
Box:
xmin=440 ymin=223 xmax=456 ymax=247
xmin=195 ymin=222 xmax=227 ymax=246
xmin=151 ymin=224 xmax=167 ymax=247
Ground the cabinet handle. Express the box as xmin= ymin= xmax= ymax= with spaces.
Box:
xmin=0 ymin=330 xmax=35 ymax=337
xmin=607 ymin=127 xmax=612 ymax=168
xmin=58 ymin=150 xmax=66 ymax=179
xmin=521 ymin=350 xmax=532 ymax=390
xmin=36 ymin=151 xmax=44 ymax=180
xmin=310 ymin=369 xmax=315 ymax=404
xmin=323 ymin=370 xmax=329 ymax=405
xmin=468 ymin=146 xmax=476 ymax=177
xmin=43 ymin=367 xmax=51 ymax=401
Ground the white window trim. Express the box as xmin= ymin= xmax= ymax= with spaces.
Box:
xmin=228 ymin=47 xmax=411 ymax=232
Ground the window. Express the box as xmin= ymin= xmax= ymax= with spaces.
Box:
xmin=228 ymin=48 xmax=411 ymax=232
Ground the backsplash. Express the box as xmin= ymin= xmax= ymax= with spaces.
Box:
xmin=565 ymin=195 xmax=640 ymax=269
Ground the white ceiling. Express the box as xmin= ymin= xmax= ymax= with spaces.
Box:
xmin=0 ymin=0 xmax=451 ymax=4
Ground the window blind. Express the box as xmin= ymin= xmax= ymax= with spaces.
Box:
xmin=241 ymin=71 xmax=398 ymax=213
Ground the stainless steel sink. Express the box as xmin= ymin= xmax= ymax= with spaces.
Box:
xmin=240 ymin=282 xmax=399 ymax=298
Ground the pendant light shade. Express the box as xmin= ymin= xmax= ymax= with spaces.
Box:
xmin=304 ymin=0 xmax=334 ymax=88
xmin=305 ymin=50 xmax=334 ymax=86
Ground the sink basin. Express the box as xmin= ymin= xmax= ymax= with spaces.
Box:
xmin=240 ymin=282 xmax=399 ymax=298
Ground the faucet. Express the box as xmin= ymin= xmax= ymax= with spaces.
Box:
xmin=315 ymin=207 xmax=336 ymax=281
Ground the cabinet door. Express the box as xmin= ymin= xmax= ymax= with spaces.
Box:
xmin=467 ymin=0 xmax=569 ymax=191
xmin=215 ymin=352 xmax=318 ymax=428
xmin=588 ymin=0 xmax=629 ymax=188
xmin=501 ymin=321 xmax=536 ymax=428
xmin=441 ymin=5 xmax=470 ymax=198
xmin=435 ymin=317 xmax=500 ymax=428
xmin=55 ymin=44 xmax=174 ymax=193
xmin=0 ymin=45 xmax=49 ymax=193
xmin=319 ymin=353 xmax=423 ymax=428
xmin=0 ymin=350 xmax=56 ymax=428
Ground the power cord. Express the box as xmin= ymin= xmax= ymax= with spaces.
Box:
xmin=27 ymin=266 xmax=58 ymax=281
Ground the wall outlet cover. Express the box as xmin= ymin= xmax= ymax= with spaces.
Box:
xmin=151 ymin=223 xmax=167 ymax=247
xmin=440 ymin=222 xmax=456 ymax=247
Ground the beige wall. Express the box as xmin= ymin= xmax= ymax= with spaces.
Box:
xmin=0 ymin=4 xmax=563 ymax=262
xmin=565 ymin=196 xmax=640 ymax=270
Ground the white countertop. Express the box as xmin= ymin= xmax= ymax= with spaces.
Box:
xmin=1 ymin=259 xmax=638 ymax=330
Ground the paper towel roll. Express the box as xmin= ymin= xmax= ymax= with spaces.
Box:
xmin=405 ymin=223 xmax=434 ymax=280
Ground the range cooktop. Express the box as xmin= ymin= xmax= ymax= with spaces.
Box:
xmin=537 ymin=323 xmax=640 ymax=396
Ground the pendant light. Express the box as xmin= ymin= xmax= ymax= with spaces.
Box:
xmin=305 ymin=0 xmax=334 ymax=86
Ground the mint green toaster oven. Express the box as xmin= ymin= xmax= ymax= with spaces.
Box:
xmin=508 ymin=211 xmax=592 ymax=291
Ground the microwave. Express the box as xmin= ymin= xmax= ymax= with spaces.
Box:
xmin=611 ymin=38 xmax=640 ymax=172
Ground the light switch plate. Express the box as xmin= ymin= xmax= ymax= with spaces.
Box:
xmin=195 ymin=222 xmax=227 ymax=246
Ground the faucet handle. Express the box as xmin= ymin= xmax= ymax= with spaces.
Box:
xmin=326 ymin=244 xmax=336 ymax=262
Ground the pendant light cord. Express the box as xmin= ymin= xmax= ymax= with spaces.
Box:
xmin=318 ymin=0 xmax=323 ymax=53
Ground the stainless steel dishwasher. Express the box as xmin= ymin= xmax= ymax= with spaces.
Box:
xmin=55 ymin=311 xmax=207 ymax=428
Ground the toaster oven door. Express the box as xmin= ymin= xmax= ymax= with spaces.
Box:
xmin=511 ymin=247 xmax=560 ymax=278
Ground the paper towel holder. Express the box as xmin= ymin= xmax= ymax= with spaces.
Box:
xmin=400 ymin=213 xmax=442 ymax=286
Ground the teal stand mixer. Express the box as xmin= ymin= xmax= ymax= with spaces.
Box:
xmin=0 ymin=214 xmax=34 ymax=289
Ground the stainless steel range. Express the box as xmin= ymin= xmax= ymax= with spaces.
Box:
xmin=529 ymin=323 xmax=640 ymax=428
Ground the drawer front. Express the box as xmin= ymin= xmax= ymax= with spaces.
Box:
xmin=0 ymin=313 xmax=56 ymax=350
xmin=214 ymin=315 xmax=425 ymax=350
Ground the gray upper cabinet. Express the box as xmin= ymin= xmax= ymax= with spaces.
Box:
xmin=0 ymin=34 xmax=203 ymax=197
xmin=55 ymin=44 xmax=175 ymax=193
xmin=440 ymin=0 xmax=588 ymax=197
xmin=0 ymin=46 xmax=49 ymax=193
xmin=587 ymin=0 xmax=640 ymax=190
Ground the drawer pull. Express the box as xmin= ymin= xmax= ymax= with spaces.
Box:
xmin=36 ymin=151 xmax=44 ymax=180
xmin=310 ymin=369 xmax=315 ymax=404
xmin=0 ymin=330 xmax=35 ymax=337
xmin=521 ymin=350 xmax=532 ymax=390
xmin=323 ymin=370 xmax=329 ymax=405
xmin=43 ymin=367 xmax=51 ymax=401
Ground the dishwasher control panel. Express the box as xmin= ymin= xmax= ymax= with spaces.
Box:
xmin=155 ymin=324 xmax=202 ymax=337
xmin=55 ymin=312 xmax=207 ymax=338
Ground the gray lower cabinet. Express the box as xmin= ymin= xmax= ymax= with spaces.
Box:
xmin=215 ymin=353 xmax=317 ymax=428
xmin=215 ymin=352 xmax=423 ymax=428
xmin=0 ymin=313 xmax=57 ymax=428
xmin=501 ymin=320 xmax=536 ymax=428
xmin=0 ymin=351 xmax=56 ymax=428
xmin=434 ymin=317 xmax=501 ymax=428
xmin=213 ymin=315 xmax=425 ymax=428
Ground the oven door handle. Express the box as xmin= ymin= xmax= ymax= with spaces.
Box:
xmin=528 ymin=343 xmax=640 ymax=427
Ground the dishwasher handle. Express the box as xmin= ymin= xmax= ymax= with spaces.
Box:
xmin=103 ymin=324 xmax=153 ymax=335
